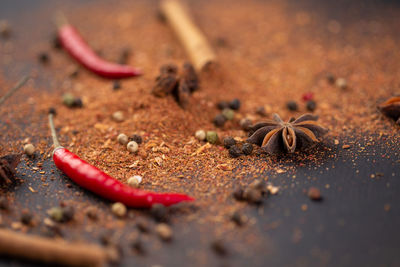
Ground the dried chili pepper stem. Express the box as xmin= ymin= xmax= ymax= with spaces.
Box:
xmin=48 ymin=114 xmax=194 ymax=208
xmin=0 ymin=75 xmax=29 ymax=106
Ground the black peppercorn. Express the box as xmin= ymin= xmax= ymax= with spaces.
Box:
xmin=136 ymin=218 xmax=149 ymax=233
xmin=213 ymin=114 xmax=227 ymax=127
xmin=150 ymin=204 xmax=168 ymax=222
xmin=241 ymin=143 xmax=253 ymax=155
xmin=211 ymin=239 xmax=228 ymax=256
xmin=20 ymin=210 xmax=33 ymax=225
xmin=223 ymin=136 xmax=236 ymax=149
xmin=306 ymin=100 xmax=316 ymax=111
xmin=229 ymin=98 xmax=241 ymax=110
xmin=0 ymin=197 xmax=9 ymax=210
xmin=38 ymin=52 xmax=50 ymax=64
xmin=73 ymin=98 xmax=83 ymax=108
xmin=130 ymin=134 xmax=143 ymax=144
xmin=230 ymin=211 xmax=246 ymax=226
xmin=131 ymin=237 xmax=145 ymax=254
xmin=233 ymin=187 xmax=244 ymax=201
xmin=228 ymin=145 xmax=242 ymax=158
xmin=286 ymin=100 xmax=298 ymax=111
xmin=216 ymin=101 xmax=229 ymax=110
xmin=256 ymin=106 xmax=267 ymax=116
xmin=112 ymin=80 xmax=121 ymax=90
xmin=48 ymin=107 xmax=57 ymax=115
xmin=52 ymin=35 xmax=62 ymax=49
xmin=326 ymin=73 xmax=335 ymax=84
xmin=62 ymin=206 xmax=75 ymax=222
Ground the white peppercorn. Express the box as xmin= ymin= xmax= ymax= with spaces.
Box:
xmin=127 ymin=141 xmax=138 ymax=153
xmin=111 ymin=202 xmax=127 ymax=217
xmin=23 ymin=144 xmax=35 ymax=156
xmin=117 ymin=133 xmax=129 ymax=145
xmin=127 ymin=175 xmax=142 ymax=187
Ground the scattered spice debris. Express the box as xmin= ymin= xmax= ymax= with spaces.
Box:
xmin=0 ymin=154 xmax=22 ymax=186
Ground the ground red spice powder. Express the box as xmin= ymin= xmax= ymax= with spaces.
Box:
xmin=0 ymin=0 xmax=399 ymax=262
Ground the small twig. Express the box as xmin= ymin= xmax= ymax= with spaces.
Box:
xmin=0 ymin=75 xmax=30 ymax=106
xmin=0 ymin=228 xmax=114 ymax=267
xmin=48 ymin=114 xmax=61 ymax=149
xmin=160 ymin=0 xmax=216 ymax=72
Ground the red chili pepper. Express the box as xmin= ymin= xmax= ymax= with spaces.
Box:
xmin=58 ymin=24 xmax=142 ymax=79
xmin=48 ymin=114 xmax=193 ymax=208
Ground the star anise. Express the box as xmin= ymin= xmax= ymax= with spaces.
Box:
xmin=378 ymin=96 xmax=400 ymax=125
xmin=0 ymin=154 xmax=22 ymax=186
xmin=152 ymin=62 xmax=199 ymax=108
xmin=247 ymin=113 xmax=328 ymax=154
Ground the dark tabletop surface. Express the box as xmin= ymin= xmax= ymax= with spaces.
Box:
xmin=0 ymin=1 xmax=399 ymax=267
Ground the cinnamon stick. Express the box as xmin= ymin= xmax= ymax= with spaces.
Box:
xmin=160 ymin=0 xmax=216 ymax=72
xmin=0 ymin=228 xmax=112 ymax=267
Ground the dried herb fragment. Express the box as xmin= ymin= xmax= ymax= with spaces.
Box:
xmin=247 ymin=113 xmax=327 ymax=154
xmin=378 ymin=96 xmax=400 ymax=125
xmin=0 ymin=154 xmax=22 ymax=186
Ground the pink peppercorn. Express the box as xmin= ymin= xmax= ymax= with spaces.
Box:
xmin=302 ymin=92 xmax=314 ymax=101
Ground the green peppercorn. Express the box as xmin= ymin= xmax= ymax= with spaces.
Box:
xmin=62 ymin=93 xmax=75 ymax=107
xmin=48 ymin=207 xmax=64 ymax=222
xmin=222 ymin=108 xmax=235 ymax=120
xmin=206 ymin=131 xmax=219 ymax=144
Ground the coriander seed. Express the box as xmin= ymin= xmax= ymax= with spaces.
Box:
xmin=335 ymin=77 xmax=347 ymax=89
xmin=111 ymin=202 xmax=127 ymax=217
xmin=127 ymin=141 xmax=139 ymax=153
xmin=195 ymin=130 xmax=206 ymax=141
xmin=155 ymin=223 xmax=173 ymax=241
xmin=62 ymin=93 xmax=75 ymax=107
xmin=117 ymin=133 xmax=129 ymax=145
xmin=112 ymin=111 xmax=124 ymax=122
xmin=127 ymin=175 xmax=142 ymax=187
xmin=23 ymin=144 xmax=35 ymax=156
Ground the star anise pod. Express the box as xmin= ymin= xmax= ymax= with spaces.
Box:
xmin=151 ymin=62 xmax=199 ymax=109
xmin=247 ymin=113 xmax=328 ymax=154
xmin=152 ymin=64 xmax=179 ymax=97
xmin=0 ymin=154 xmax=22 ymax=186
xmin=378 ymin=96 xmax=400 ymax=125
